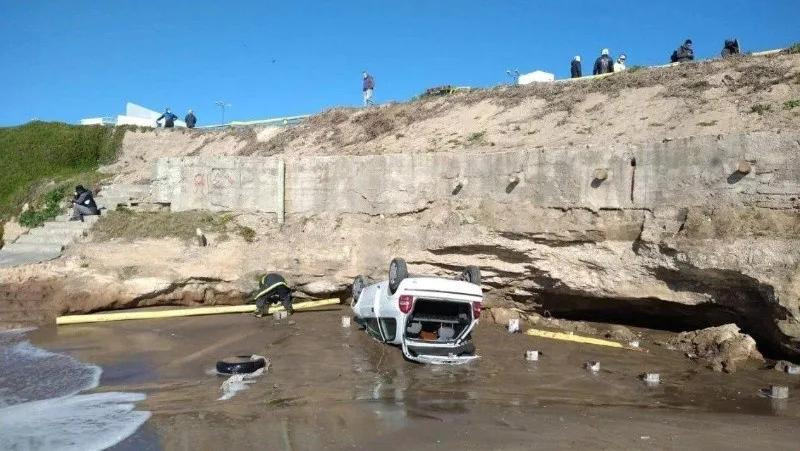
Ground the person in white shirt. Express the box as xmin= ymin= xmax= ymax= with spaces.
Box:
xmin=614 ymin=54 xmax=627 ymax=72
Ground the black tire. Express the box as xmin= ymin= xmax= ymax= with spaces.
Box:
xmin=388 ymin=258 xmax=408 ymax=294
xmin=352 ymin=275 xmax=367 ymax=304
xmin=460 ymin=266 xmax=482 ymax=285
xmin=216 ymin=355 xmax=266 ymax=375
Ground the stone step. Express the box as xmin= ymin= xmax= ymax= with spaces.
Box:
xmin=0 ymin=242 xmax=64 ymax=254
xmin=95 ymin=197 xmax=131 ymax=210
xmin=99 ymin=184 xmax=150 ymax=196
xmin=27 ymin=229 xmax=86 ymax=240
xmin=43 ymin=215 xmax=99 ymax=227
xmin=13 ymin=235 xmax=76 ymax=246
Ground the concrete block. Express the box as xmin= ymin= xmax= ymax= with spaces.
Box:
xmin=585 ymin=361 xmax=600 ymax=372
xmin=642 ymin=373 xmax=660 ymax=384
xmin=770 ymin=385 xmax=789 ymax=399
xmin=508 ymin=318 xmax=520 ymax=333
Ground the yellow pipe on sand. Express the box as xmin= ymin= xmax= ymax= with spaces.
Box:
xmin=56 ymin=298 xmax=340 ymax=326
xmin=525 ymin=328 xmax=625 ymax=349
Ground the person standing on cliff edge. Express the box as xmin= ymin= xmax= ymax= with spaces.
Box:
xmin=362 ymin=71 xmax=375 ymax=106
xmin=184 ymin=109 xmax=197 ymax=128
xmin=593 ymin=49 xmax=614 ymax=75
xmin=571 ymin=56 xmax=582 ymax=78
xmin=156 ymin=108 xmax=178 ymax=128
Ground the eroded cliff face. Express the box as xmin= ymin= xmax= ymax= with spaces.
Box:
xmin=2 ymin=200 xmax=798 ymax=357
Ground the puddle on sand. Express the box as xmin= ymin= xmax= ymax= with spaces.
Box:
xmin=22 ymin=310 xmax=800 ymax=450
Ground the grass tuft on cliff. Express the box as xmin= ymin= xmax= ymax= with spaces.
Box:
xmin=92 ymin=209 xmax=257 ymax=243
xmin=0 ymin=122 xmax=126 ymax=222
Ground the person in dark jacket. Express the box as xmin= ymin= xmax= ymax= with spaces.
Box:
xmin=672 ymin=39 xmax=695 ymax=63
xmin=156 ymin=108 xmax=178 ymax=128
xmin=184 ymin=109 xmax=197 ymax=128
xmin=721 ymin=39 xmax=740 ymax=57
xmin=70 ymin=185 xmax=99 ymax=221
xmin=362 ymin=71 xmax=375 ymax=106
xmin=593 ymin=48 xmax=614 ymax=75
xmin=571 ymin=56 xmax=582 ymax=78
xmin=253 ymin=273 xmax=294 ymax=317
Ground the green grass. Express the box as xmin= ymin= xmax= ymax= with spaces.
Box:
xmin=784 ymin=99 xmax=800 ymax=110
xmin=0 ymin=122 xmax=126 ymax=223
xmin=788 ymin=42 xmax=800 ymax=55
xmin=18 ymin=186 xmax=68 ymax=228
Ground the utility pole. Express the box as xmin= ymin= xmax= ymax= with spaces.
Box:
xmin=214 ymin=101 xmax=231 ymax=127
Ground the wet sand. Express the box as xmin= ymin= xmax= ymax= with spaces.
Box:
xmin=30 ymin=309 xmax=800 ymax=450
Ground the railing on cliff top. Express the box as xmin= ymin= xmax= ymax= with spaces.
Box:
xmin=197 ymin=114 xmax=311 ymax=130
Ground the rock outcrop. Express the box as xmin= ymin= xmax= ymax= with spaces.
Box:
xmin=668 ymin=324 xmax=764 ymax=372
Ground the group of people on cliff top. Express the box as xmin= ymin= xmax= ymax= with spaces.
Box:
xmin=156 ymin=108 xmax=197 ymax=129
xmin=570 ymin=37 xmax=741 ymax=79
xmin=154 ymin=37 xmax=743 ymax=125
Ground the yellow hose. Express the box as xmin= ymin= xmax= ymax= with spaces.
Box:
xmin=56 ymin=298 xmax=340 ymax=325
xmin=525 ymin=328 xmax=625 ymax=349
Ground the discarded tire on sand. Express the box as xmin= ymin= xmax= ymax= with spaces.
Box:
xmin=216 ymin=355 xmax=267 ymax=375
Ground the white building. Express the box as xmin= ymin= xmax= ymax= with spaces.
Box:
xmin=517 ymin=70 xmax=555 ymax=85
xmin=81 ymin=102 xmax=186 ymax=128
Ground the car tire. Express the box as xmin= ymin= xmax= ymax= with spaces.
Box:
xmin=388 ymin=257 xmax=408 ymax=294
xmin=216 ymin=355 xmax=266 ymax=375
xmin=352 ymin=275 xmax=367 ymax=304
xmin=460 ymin=266 xmax=482 ymax=285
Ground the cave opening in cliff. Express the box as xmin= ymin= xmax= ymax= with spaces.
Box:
xmin=531 ymin=291 xmax=789 ymax=359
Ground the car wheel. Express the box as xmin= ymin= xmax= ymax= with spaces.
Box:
xmin=388 ymin=257 xmax=408 ymax=294
xmin=352 ymin=275 xmax=367 ymax=304
xmin=216 ymin=355 xmax=266 ymax=375
xmin=460 ymin=266 xmax=482 ymax=285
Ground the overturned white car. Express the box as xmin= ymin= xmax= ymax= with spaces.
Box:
xmin=351 ymin=258 xmax=483 ymax=364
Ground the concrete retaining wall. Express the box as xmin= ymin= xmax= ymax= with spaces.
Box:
xmin=152 ymin=157 xmax=282 ymax=212
xmin=151 ymin=132 xmax=800 ymax=214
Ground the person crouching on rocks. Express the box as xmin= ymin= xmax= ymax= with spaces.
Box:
xmin=253 ymin=273 xmax=294 ymax=317
xmin=70 ymin=185 xmax=100 ymax=222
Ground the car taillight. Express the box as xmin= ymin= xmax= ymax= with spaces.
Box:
xmin=398 ymin=295 xmax=414 ymax=314
xmin=472 ymin=301 xmax=481 ymax=319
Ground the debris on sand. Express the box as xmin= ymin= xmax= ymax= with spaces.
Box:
xmin=668 ymin=324 xmax=763 ymax=373
xmin=604 ymin=325 xmax=638 ymax=343
xmin=773 ymin=360 xmax=800 ymax=375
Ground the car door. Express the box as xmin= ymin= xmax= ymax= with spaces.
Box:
xmin=365 ymin=283 xmax=395 ymax=343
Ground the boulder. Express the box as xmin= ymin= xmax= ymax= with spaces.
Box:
xmin=668 ymin=324 xmax=764 ymax=373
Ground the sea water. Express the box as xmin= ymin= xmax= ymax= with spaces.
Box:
xmin=0 ymin=328 xmax=150 ymax=450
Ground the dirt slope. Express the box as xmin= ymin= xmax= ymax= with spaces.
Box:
xmin=259 ymin=51 xmax=800 ymax=156
xmin=107 ymin=51 xmax=800 ymax=185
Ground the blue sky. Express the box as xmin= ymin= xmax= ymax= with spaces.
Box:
xmin=0 ymin=0 xmax=797 ymax=126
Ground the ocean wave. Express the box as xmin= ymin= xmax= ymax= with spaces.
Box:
xmin=0 ymin=329 xmax=150 ymax=450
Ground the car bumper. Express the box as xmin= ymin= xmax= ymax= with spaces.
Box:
xmin=402 ymin=340 xmax=478 ymax=365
